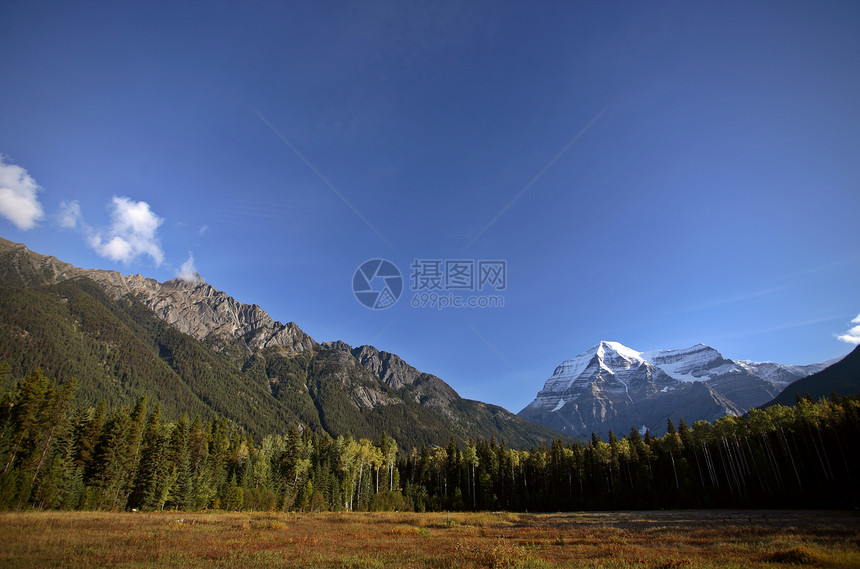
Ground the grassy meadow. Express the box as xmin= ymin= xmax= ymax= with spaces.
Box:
xmin=0 ymin=510 xmax=858 ymax=568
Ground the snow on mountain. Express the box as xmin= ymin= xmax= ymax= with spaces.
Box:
xmin=734 ymin=360 xmax=836 ymax=388
xmin=519 ymin=340 xmax=832 ymax=439
xmin=642 ymin=344 xmax=738 ymax=383
xmin=544 ymin=341 xmax=827 ymax=396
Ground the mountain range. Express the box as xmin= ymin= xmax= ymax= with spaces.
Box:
xmin=764 ymin=343 xmax=860 ymax=408
xmin=518 ymin=340 xmax=834 ymax=438
xmin=0 ymin=237 xmax=566 ymax=448
xmin=1 ymin=236 xmax=853 ymax=447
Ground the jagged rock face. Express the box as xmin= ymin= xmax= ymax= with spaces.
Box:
xmin=0 ymin=237 xmax=317 ymax=355
xmin=316 ymin=349 xmax=401 ymax=411
xmin=328 ymin=342 xmax=460 ymax=419
xmin=350 ymin=345 xmax=424 ymax=390
xmin=116 ymin=278 xmax=317 ymax=355
xmin=519 ymin=340 xmax=829 ymax=438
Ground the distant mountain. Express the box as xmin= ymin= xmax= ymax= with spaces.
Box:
xmin=764 ymin=344 xmax=860 ymax=407
xmin=0 ymin=237 xmax=567 ymax=448
xmin=519 ymin=340 xmax=832 ymax=438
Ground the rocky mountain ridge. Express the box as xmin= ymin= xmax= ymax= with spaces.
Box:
xmin=0 ymin=237 xmax=567 ymax=447
xmin=0 ymin=238 xmax=316 ymax=355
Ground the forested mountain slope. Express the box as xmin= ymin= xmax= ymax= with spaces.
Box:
xmin=0 ymin=237 xmax=566 ymax=448
xmin=764 ymin=344 xmax=860 ymax=408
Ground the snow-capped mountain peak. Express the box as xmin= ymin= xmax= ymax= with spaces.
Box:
xmin=519 ymin=340 xmax=833 ymax=438
xmin=546 ymin=341 xmax=646 ymax=391
xmin=556 ymin=340 xmax=644 ymax=372
xmin=596 ymin=340 xmax=646 ymax=364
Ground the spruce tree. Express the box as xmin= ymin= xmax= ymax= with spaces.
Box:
xmin=76 ymin=401 xmax=106 ymax=476
xmin=129 ymin=404 xmax=168 ymax=510
xmin=91 ymin=408 xmax=132 ymax=508
xmin=166 ymin=415 xmax=191 ymax=510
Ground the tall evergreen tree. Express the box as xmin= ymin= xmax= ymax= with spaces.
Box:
xmin=129 ymin=404 xmax=169 ymax=510
xmin=165 ymin=415 xmax=191 ymax=510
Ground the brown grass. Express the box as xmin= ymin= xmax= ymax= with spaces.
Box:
xmin=0 ymin=510 xmax=857 ymax=568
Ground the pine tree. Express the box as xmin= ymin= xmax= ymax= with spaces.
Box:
xmin=30 ymin=417 xmax=77 ymax=510
xmin=51 ymin=422 xmax=84 ymax=510
xmin=75 ymin=402 xmax=106 ymax=476
xmin=128 ymin=404 xmax=169 ymax=510
xmin=90 ymin=408 xmax=132 ymax=508
xmin=2 ymin=369 xmax=49 ymax=477
xmin=188 ymin=417 xmax=214 ymax=510
xmin=7 ymin=371 xmax=78 ymax=508
xmin=667 ymin=418 xmax=678 ymax=436
xmin=224 ymin=473 xmax=244 ymax=511
xmin=166 ymin=415 xmax=191 ymax=510
xmin=118 ymin=398 xmax=147 ymax=507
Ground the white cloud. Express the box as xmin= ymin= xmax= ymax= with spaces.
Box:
xmin=90 ymin=196 xmax=165 ymax=265
xmin=176 ymin=251 xmax=202 ymax=283
xmin=0 ymin=155 xmax=44 ymax=230
xmin=58 ymin=200 xmax=83 ymax=229
xmin=836 ymin=314 xmax=860 ymax=346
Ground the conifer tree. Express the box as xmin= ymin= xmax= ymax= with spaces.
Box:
xmin=166 ymin=415 xmax=191 ymax=510
xmin=129 ymin=404 xmax=169 ymax=510
xmin=2 ymin=369 xmax=49 ymax=477
xmin=667 ymin=417 xmax=678 ymax=436
xmin=118 ymin=398 xmax=147 ymax=506
xmin=75 ymin=401 xmax=106 ymax=476
xmin=91 ymin=408 xmax=132 ymax=508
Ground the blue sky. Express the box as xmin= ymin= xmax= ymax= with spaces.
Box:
xmin=1 ymin=1 xmax=858 ymax=413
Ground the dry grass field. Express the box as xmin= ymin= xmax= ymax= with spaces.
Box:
xmin=0 ymin=510 xmax=858 ymax=568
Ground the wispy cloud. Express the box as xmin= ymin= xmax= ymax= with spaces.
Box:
xmin=176 ymin=251 xmax=202 ymax=283
xmin=89 ymin=196 xmax=165 ymax=265
xmin=0 ymin=155 xmax=44 ymax=230
xmin=57 ymin=200 xmax=83 ymax=229
xmin=836 ymin=314 xmax=860 ymax=346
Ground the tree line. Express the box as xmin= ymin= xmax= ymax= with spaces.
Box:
xmin=2 ymin=364 xmax=858 ymax=512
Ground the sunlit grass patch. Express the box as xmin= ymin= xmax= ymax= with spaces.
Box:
xmin=763 ymin=545 xmax=822 ymax=565
xmin=335 ymin=554 xmax=388 ymax=568
xmin=455 ymin=537 xmax=536 ymax=568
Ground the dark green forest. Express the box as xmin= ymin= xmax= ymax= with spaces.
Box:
xmin=2 ymin=364 xmax=858 ymax=512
